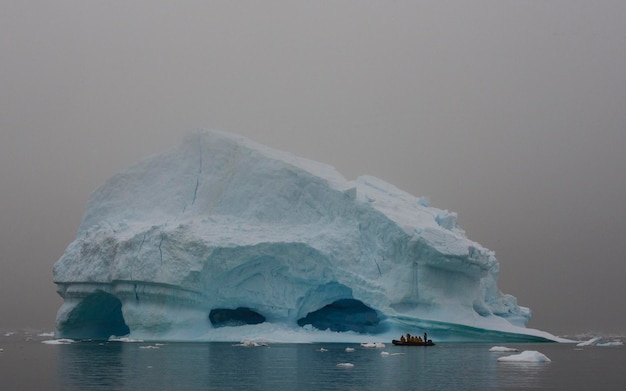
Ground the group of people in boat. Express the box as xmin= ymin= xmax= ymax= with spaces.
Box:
xmin=399 ymin=332 xmax=428 ymax=343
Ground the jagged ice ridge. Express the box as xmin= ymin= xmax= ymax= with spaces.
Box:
xmin=53 ymin=130 xmax=560 ymax=342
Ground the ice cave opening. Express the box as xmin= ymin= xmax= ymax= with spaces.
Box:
xmin=209 ymin=307 xmax=266 ymax=327
xmin=59 ymin=290 xmax=130 ymax=340
xmin=297 ymin=299 xmax=384 ymax=334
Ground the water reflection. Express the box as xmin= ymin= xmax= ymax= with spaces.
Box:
xmin=58 ymin=342 xmax=126 ymax=390
xmin=497 ymin=361 xmax=548 ymax=389
xmin=55 ymin=342 xmax=556 ymax=391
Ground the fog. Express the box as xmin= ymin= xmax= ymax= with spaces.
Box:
xmin=1 ymin=1 xmax=625 ymax=335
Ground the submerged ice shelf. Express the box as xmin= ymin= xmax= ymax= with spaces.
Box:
xmin=53 ymin=129 xmax=559 ymax=342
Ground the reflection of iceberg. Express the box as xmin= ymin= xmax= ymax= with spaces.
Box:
xmin=53 ymin=130 xmax=560 ymax=342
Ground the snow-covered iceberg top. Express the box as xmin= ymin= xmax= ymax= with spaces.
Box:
xmin=52 ymin=129 xmax=559 ymax=342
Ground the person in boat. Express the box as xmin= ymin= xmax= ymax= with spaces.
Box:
xmin=400 ymin=335 xmax=406 ymax=343
xmin=424 ymin=332 xmax=428 ymax=342
xmin=417 ymin=336 xmax=423 ymax=343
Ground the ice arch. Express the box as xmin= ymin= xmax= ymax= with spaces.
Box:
xmin=297 ymin=299 xmax=384 ymax=334
xmin=58 ymin=290 xmax=130 ymax=340
xmin=209 ymin=307 xmax=266 ymax=327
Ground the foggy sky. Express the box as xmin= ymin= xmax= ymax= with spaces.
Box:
xmin=1 ymin=1 xmax=625 ymax=335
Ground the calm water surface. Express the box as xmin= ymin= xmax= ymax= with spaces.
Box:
xmin=1 ymin=332 xmax=624 ymax=390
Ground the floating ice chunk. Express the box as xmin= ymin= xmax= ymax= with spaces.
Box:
xmin=489 ymin=346 xmax=519 ymax=352
xmin=139 ymin=345 xmax=160 ymax=349
xmin=233 ymin=339 xmax=268 ymax=347
xmin=576 ymin=337 xmax=602 ymax=347
xmin=3 ymin=332 xmax=15 ymax=337
xmin=361 ymin=342 xmax=386 ymax=348
xmin=109 ymin=337 xmax=144 ymax=343
xmin=345 ymin=347 xmax=355 ymax=352
xmin=42 ymin=339 xmax=75 ymax=345
xmin=497 ymin=350 xmax=551 ymax=362
xmin=596 ymin=341 xmax=623 ymax=347
xmin=381 ymin=351 xmax=405 ymax=356
xmin=37 ymin=332 xmax=55 ymax=337
xmin=337 ymin=363 xmax=354 ymax=368
xmin=317 ymin=348 xmax=328 ymax=352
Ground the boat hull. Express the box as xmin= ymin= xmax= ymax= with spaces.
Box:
xmin=392 ymin=339 xmax=435 ymax=346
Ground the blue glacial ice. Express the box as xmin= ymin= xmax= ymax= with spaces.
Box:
xmin=53 ymin=129 xmax=560 ymax=342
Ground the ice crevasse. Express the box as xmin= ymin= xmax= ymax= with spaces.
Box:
xmin=53 ymin=130 xmax=559 ymax=342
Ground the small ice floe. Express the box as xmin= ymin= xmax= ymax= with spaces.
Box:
xmin=576 ymin=337 xmax=601 ymax=347
xmin=139 ymin=345 xmax=160 ymax=349
xmin=497 ymin=350 xmax=551 ymax=363
xmin=345 ymin=347 xmax=355 ymax=352
xmin=489 ymin=346 xmax=519 ymax=352
xmin=37 ymin=332 xmax=55 ymax=337
xmin=596 ymin=341 xmax=623 ymax=347
xmin=3 ymin=332 xmax=16 ymax=337
xmin=381 ymin=351 xmax=405 ymax=356
xmin=336 ymin=363 xmax=354 ymax=368
xmin=317 ymin=348 xmax=328 ymax=352
xmin=42 ymin=339 xmax=75 ymax=345
xmin=109 ymin=337 xmax=144 ymax=343
xmin=361 ymin=342 xmax=386 ymax=348
xmin=233 ymin=339 xmax=268 ymax=347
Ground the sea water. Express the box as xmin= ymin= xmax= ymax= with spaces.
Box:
xmin=1 ymin=331 xmax=624 ymax=390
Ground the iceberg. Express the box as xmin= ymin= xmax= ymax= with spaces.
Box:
xmin=53 ymin=129 xmax=560 ymax=342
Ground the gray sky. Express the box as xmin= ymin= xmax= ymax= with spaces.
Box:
xmin=1 ymin=1 xmax=625 ymax=335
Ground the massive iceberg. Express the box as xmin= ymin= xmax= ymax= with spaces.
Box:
xmin=53 ymin=130 xmax=559 ymax=342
